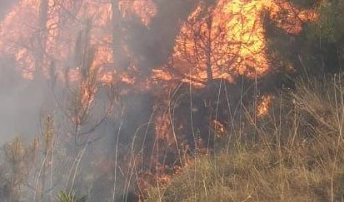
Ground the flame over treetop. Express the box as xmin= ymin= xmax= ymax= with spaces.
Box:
xmin=161 ymin=0 xmax=317 ymax=85
xmin=0 ymin=0 xmax=320 ymax=193
xmin=0 ymin=0 xmax=316 ymax=86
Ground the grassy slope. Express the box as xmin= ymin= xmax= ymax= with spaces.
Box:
xmin=144 ymin=75 xmax=344 ymax=202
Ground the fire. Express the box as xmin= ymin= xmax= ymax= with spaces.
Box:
xmin=211 ymin=119 xmax=226 ymax=137
xmin=0 ymin=0 xmax=318 ymax=193
xmin=119 ymin=0 xmax=157 ymax=26
xmin=0 ymin=0 xmax=317 ymax=85
xmin=0 ymin=0 xmax=317 ymax=158
xmin=0 ymin=0 xmax=156 ymax=82
xmin=257 ymin=95 xmax=273 ymax=117
xmin=160 ymin=0 xmax=317 ymax=83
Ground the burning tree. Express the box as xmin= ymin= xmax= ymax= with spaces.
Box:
xmin=172 ymin=1 xmax=242 ymax=83
xmin=0 ymin=0 xmax=323 ymax=201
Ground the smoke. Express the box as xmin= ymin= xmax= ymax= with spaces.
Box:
xmin=0 ymin=0 xmax=308 ymax=201
xmin=0 ymin=0 xmax=18 ymax=20
xmin=117 ymin=0 xmax=217 ymax=75
xmin=0 ymin=0 xmax=220 ymax=200
xmin=0 ymin=58 xmax=46 ymax=144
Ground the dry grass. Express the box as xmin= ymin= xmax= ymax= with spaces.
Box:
xmin=144 ymin=74 xmax=344 ymax=202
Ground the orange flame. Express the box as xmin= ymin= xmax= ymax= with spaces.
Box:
xmin=257 ymin=95 xmax=273 ymax=117
xmin=0 ymin=0 xmax=320 ymax=194
xmin=154 ymin=0 xmax=317 ymax=83
xmin=0 ymin=0 xmax=317 ymax=85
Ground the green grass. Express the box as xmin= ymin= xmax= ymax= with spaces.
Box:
xmin=56 ymin=191 xmax=87 ymax=202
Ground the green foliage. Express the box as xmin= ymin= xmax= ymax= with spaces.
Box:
xmin=307 ymin=0 xmax=344 ymax=43
xmin=266 ymin=0 xmax=344 ymax=74
xmin=289 ymin=0 xmax=318 ymax=8
xmin=56 ymin=191 xmax=87 ymax=202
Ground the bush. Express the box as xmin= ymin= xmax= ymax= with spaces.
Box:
xmin=56 ymin=191 xmax=87 ymax=202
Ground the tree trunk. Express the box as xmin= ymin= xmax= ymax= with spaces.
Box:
xmin=111 ymin=0 xmax=128 ymax=71
xmin=34 ymin=0 xmax=49 ymax=80
xmin=206 ymin=16 xmax=213 ymax=82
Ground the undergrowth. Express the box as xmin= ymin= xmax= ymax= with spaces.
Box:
xmin=144 ymin=74 xmax=344 ymax=202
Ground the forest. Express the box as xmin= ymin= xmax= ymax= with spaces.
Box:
xmin=0 ymin=0 xmax=344 ymax=201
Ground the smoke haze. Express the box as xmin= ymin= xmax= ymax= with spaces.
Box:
xmin=0 ymin=0 xmax=319 ymax=201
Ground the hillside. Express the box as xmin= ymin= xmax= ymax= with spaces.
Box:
xmin=144 ymin=75 xmax=344 ymax=201
xmin=0 ymin=0 xmax=344 ymax=201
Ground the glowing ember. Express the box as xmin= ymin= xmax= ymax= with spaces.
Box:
xmin=154 ymin=111 xmax=175 ymax=146
xmin=211 ymin=119 xmax=226 ymax=137
xmin=257 ymin=95 xmax=273 ymax=117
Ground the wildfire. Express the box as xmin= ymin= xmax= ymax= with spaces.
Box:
xmin=0 ymin=0 xmax=317 ymax=86
xmin=0 ymin=0 xmax=154 ymax=82
xmin=257 ymin=95 xmax=273 ymax=117
xmin=119 ymin=0 xmax=157 ymax=26
xmin=211 ymin=119 xmax=226 ymax=137
xmin=0 ymin=0 xmax=318 ymax=193
xmin=164 ymin=0 xmax=317 ymax=83
xmin=0 ymin=1 xmax=325 ymax=200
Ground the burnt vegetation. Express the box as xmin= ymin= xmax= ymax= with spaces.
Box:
xmin=1 ymin=0 xmax=344 ymax=201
